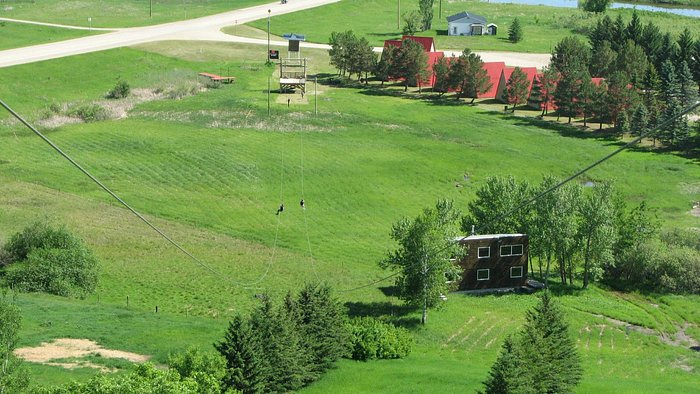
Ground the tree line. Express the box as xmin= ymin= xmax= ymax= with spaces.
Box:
xmin=532 ymin=11 xmax=700 ymax=149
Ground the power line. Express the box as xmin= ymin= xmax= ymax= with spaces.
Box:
xmin=339 ymin=100 xmax=700 ymax=293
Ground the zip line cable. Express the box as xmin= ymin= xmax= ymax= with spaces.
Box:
xmin=299 ymin=129 xmax=321 ymax=282
xmin=339 ymin=100 xmax=700 ymax=293
xmin=1 ymin=98 xmax=268 ymax=289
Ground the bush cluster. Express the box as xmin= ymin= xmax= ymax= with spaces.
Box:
xmin=1 ymin=221 xmax=99 ymax=298
xmin=107 ymin=80 xmax=131 ymax=99
xmin=347 ymin=317 xmax=413 ymax=361
xmin=68 ymin=104 xmax=109 ymax=122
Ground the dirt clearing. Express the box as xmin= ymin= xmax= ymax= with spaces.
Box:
xmin=14 ymin=338 xmax=149 ymax=371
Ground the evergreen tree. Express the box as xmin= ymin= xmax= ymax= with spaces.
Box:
xmin=676 ymin=28 xmax=695 ymax=66
xmin=551 ymin=36 xmax=590 ymax=78
xmin=375 ymin=45 xmax=396 ymax=86
xmin=640 ymin=21 xmax=663 ymax=67
xmin=605 ymin=71 xmax=638 ymax=132
xmin=630 ymin=104 xmax=649 ymax=136
xmin=593 ymin=80 xmax=610 ymax=130
xmin=611 ymin=14 xmax=626 ymax=51
xmin=431 ymin=56 xmax=451 ymax=96
xmin=418 ymin=0 xmax=434 ymax=31
xmin=578 ymin=72 xmax=595 ymax=128
xmin=215 ymin=314 xmax=267 ymax=394
xmin=508 ymin=18 xmax=523 ymax=43
xmin=328 ymin=31 xmax=357 ymax=78
xmin=292 ymin=283 xmax=351 ymax=374
xmin=660 ymin=59 xmax=681 ymax=104
xmin=482 ymin=336 xmax=531 ymax=394
xmin=504 ymin=67 xmax=531 ymax=113
xmin=588 ymin=15 xmax=613 ymax=50
xmin=449 ymin=49 xmax=491 ymax=103
xmin=538 ymin=66 xmax=558 ymax=116
xmin=392 ymin=39 xmax=429 ymax=91
xmin=616 ymin=39 xmax=648 ymax=87
xmin=692 ymin=40 xmax=700 ymax=91
xmin=625 ymin=10 xmax=642 ymax=44
xmin=527 ymin=74 xmax=545 ymax=113
xmin=520 ymin=293 xmax=582 ymax=393
xmin=482 ymin=293 xmax=582 ymax=394
xmin=660 ymin=98 xmax=690 ymax=148
xmin=553 ymin=70 xmax=582 ymax=123
xmin=677 ymin=61 xmax=699 ymax=108
xmin=381 ymin=199 xmax=464 ymax=325
xmin=589 ymin=40 xmax=616 ymax=78
xmin=250 ymin=296 xmax=314 ymax=392
xmin=657 ymin=33 xmax=678 ymax=72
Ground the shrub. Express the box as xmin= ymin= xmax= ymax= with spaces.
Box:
xmin=2 ymin=221 xmax=99 ymax=298
xmin=347 ymin=317 xmax=412 ymax=361
xmin=69 ymin=104 xmax=108 ymax=122
xmin=107 ymin=80 xmax=131 ymax=99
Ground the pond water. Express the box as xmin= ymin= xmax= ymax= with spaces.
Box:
xmin=482 ymin=0 xmax=700 ymax=18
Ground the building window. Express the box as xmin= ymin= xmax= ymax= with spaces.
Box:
xmin=477 ymin=269 xmax=490 ymax=281
xmin=478 ymin=247 xmax=490 ymax=259
xmin=453 ymin=26 xmax=457 ymax=35
xmin=500 ymin=244 xmax=524 ymax=256
xmin=510 ymin=266 xmax=524 ymax=278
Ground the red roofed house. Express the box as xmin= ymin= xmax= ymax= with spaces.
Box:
xmin=527 ymin=75 xmax=606 ymax=111
xmin=478 ymin=62 xmax=506 ymax=99
xmin=496 ymin=67 xmax=539 ymax=103
xmin=383 ymin=36 xmax=441 ymax=87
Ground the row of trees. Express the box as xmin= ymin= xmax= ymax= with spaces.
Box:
xmin=465 ymin=175 xmax=700 ymax=293
xmin=216 ymin=283 xmax=350 ymax=393
xmin=535 ymin=11 xmax=699 ymax=149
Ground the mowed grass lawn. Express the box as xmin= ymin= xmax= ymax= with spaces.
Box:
xmin=0 ymin=42 xmax=698 ymax=390
xmin=0 ymin=0 xmax=270 ymax=27
xmin=246 ymin=0 xmax=700 ymax=52
xmin=0 ymin=21 xmax=99 ymax=51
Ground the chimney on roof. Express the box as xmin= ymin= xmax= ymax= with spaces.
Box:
xmin=470 ymin=225 xmax=476 ymax=235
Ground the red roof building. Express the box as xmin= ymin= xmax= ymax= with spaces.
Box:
xmin=496 ymin=67 xmax=539 ymax=103
xmin=478 ymin=62 xmax=506 ymax=98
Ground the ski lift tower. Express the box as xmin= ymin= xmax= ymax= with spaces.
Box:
xmin=279 ymin=33 xmax=307 ymax=93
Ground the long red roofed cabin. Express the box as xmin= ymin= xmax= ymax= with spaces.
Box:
xmin=496 ymin=67 xmax=538 ymax=103
xmin=477 ymin=62 xmax=506 ymax=99
xmin=401 ymin=36 xmax=436 ymax=52
xmin=527 ymin=76 xmax=606 ymax=111
xmin=455 ymin=234 xmax=529 ymax=290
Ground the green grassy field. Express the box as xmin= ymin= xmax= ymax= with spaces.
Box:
xmin=0 ymin=21 xmax=99 ymax=51
xmin=0 ymin=0 xmax=269 ymax=28
xmin=245 ymin=0 xmax=700 ymax=52
xmin=0 ymin=40 xmax=698 ymax=391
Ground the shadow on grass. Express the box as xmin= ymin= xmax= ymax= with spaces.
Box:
xmin=367 ymin=32 xmax=401 ymax=38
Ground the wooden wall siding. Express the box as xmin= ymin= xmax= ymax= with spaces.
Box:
xmin=457 ymin=235 xmax=529 ymax=290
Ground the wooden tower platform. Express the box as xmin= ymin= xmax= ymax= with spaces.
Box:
xmin=279 ymin=58 xmax=307 ymax=93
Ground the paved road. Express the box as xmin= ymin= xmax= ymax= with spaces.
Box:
xmin=0 ymin=0 xmax=340 ymax=68
xmin=0 ymin=0 xmax=550 ymax=69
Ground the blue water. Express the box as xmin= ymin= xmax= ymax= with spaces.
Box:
xmin=483 ymin=0 xmax=700 ymax=18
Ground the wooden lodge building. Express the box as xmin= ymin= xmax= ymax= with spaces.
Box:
xmin=455 ymin=234 xmax=529 ymax=290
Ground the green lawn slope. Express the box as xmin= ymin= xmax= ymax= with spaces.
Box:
xmin=0 ymin=21 xmax=98 ymax=51
xmin=0 ymin=41 xmax=698 ymax=390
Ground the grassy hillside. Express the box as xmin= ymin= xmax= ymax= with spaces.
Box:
xmin=246 ymin=0 xmax=700 ymax=52
xmin=0 ymin=21 xmax=98 ymax=51
xmin=0 ymin=42 xmax=698 ymax=390
xmin=0 ymin=0 xmax=270 ymax=27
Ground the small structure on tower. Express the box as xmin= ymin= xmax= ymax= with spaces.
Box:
xmin=279 ymin=33 xmax=307 ymax=93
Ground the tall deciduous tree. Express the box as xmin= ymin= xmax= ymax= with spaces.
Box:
xmin=381 ymin=199 xmax=464 ymax=325
xmin=578 ymin=183 xmax=616 ymax=289
xmin=0 ymin=294 xmax=29 ymax=394
xmin=461 ymin=176 xmax=531 ymax=235
xmin=580 ymin=0 xmax=611 ymax=14
xmin=504 ymin=67 xmax=531 ymax=113
xmin=508 ymin=18 xmax=523 ymax=43
xmin=402 ymin=11 xmax=422 ymax=36
xmin=449 ymin=49 xmax=491 ymax=103
xmin=418 ymin=0 xmax=434 ymax=31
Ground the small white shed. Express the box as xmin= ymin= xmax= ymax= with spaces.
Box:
xmin=447 ymin=12 xmax=496 ymax=36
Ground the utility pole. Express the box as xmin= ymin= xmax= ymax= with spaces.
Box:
xmin=314 ymin=76 xmax=318 ymax=116
xmin=267 ymin=9 xmax=271 ymax=64
xmin=439 ymin=0 xmax=442 ymax=19
xmin=267 ymin=76 xmax=271 ymax=116
xmin=397 ymin=0 xmax=400 ymax=30
xmin=149 ymin=0 xmax=152 ymax=18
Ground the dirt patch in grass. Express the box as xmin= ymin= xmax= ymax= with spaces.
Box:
xmin=14 ymin=338 xmax=149 ymax=371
